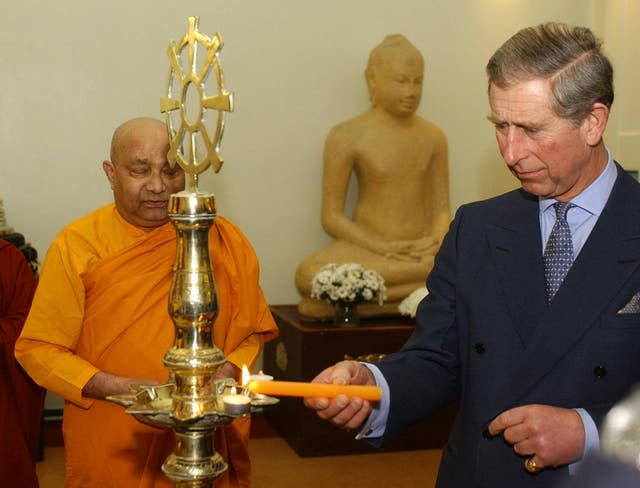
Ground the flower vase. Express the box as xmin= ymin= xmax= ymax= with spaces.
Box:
xmin=333 ymin=301 xmax=360 ymax=328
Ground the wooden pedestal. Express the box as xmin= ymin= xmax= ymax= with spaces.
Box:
xmin=263 ymin=305 xmax=456 ymax=457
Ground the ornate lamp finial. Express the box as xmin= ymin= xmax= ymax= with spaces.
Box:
xmin=160 ymin=16 xmax=234 ymax=191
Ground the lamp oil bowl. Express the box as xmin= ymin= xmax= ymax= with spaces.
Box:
xmin=222 ymin=387 xmax=251 ymax=416
xmin=247 ymin=372 xmax=279 ymax=407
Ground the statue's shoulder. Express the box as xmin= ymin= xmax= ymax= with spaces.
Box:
xmin=415 ymin=116 xmax=446 ymax=136
xmin=325 ymin=112 xmax=371 ymax=145
xmin=413 ymin=116 xmax=448 ymax=145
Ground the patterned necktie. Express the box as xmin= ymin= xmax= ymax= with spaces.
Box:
xmin=543 ymin=201 xmax=574 ymax=303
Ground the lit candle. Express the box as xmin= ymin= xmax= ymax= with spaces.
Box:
xmin=241 ymin=365 xmax=252 ymax=386
xmin=250 ymin=370 xmax=274 ymax=382
xmin=247 ymin=380 xmax=381 ymax=401
xmin=223 ymin=387 xmax=251 ymax=416
xmin=248 ymin=370 xmax=274 ymax=401
xmin=240 ymin=365 xmax=274 ymax=385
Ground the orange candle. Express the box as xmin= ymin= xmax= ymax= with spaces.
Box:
xmin=247 ymin=380 xmax=381 ymax=401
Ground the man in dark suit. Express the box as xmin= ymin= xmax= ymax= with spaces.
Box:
xmin=305 ymin=22 xmax=640 ymax=487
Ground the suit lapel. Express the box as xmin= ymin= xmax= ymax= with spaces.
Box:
xmin=487 ymin=191 xmax=546 ymax=345
xmin=488 ymin=169 xmax=640 ymax=415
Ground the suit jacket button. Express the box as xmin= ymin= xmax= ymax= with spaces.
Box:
xmin=593 ymin=366 xmax=607 ymax=378
xmin=474 ymin=343 xmax=486 ymax=354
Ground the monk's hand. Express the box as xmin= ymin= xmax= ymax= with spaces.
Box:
xmin=303 ymin=360 xmax=375 ymax=431
xmin=487 ymin=404 xmax=585 ymax=472
xmin=83 ymin=371 xmax=161 ymax=399
xmin=213 ymin=361 xmax=240 ymax=381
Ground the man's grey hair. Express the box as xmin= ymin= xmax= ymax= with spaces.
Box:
xmin=486 ymin=22 xmax=613 ymax=125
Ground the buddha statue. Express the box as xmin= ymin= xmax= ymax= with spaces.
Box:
xmin=295 ymin=34 xmax=451 ymax=319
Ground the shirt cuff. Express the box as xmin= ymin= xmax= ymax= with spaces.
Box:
xmin=355 ymin=362 xmax=390 ymax=440
xmin=570 ymin=408 xmax=600 ymax=475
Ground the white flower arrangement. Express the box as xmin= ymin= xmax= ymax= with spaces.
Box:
xmin=310 ymin=263 xmax=386 ymax=305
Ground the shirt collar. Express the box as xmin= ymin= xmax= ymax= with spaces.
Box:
xmin=538 ymin=149 xmax=616 ymax=216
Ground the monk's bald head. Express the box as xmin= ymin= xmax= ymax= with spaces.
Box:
xmin=103 ymin=117 xmax=184 ymax=231
xmin=110 ymin=117 xmax=167 ymax=164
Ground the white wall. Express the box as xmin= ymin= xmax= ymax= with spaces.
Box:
xmin=2 ymin=0 xmax=600 ymax=308
xmin=598 ymin=0 xmax=640 ymax=168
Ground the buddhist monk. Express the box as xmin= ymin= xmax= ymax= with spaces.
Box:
xmin=0 ymin=238 xmax=43 ymax=487
xmin=15 ymin=117 xmax=278 ymax=487
xmin=295 ymin=34 xmax=450 ymax=318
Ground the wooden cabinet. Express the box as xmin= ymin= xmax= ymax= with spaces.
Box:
xmin=263 ymin=305 xmax=456 ymax=457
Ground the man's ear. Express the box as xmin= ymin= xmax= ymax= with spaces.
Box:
xmin=102 ymin=160 xmax=115 ymax=189
xmin=582 ymin=102 xmax=609 ymax=147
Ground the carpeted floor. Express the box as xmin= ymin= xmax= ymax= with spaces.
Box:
xmin=37 ymin=437 xmax=442 ymax=487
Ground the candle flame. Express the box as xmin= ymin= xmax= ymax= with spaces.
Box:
xmin=230 ymin=386 xmax=237 ymax=395
xmin=241 ymin=365 xmax=251 ymax=386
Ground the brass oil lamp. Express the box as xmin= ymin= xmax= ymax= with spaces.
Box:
xmin=108 ymin=17 xmax=275 ymax=487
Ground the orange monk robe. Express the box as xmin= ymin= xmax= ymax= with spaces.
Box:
xmin=16 ymin=204 xmax=278 ymax=488
xmin=0 ymin=239 xmax=43 ymax=488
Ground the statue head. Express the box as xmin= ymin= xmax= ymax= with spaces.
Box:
xmin=365 ymin=34 xmax=425 ymax=117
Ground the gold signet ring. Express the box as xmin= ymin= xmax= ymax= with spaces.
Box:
xmin=524 ymin=457 xmax=540 ymax=473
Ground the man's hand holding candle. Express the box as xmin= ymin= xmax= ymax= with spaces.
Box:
xmin=303 ymin=360 xmax=376 ymax=431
